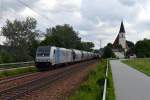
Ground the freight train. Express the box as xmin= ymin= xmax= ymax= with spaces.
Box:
xmin=35 ymin=46 xmax=99 ymax=70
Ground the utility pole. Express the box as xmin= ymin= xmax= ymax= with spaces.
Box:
xmin=100 ymin=39 xmax=102 ymax=49
xmin=0 ymin=0 xmax=2 ymax=45
xmin=0 ymin=0 xmax=3 ymax=19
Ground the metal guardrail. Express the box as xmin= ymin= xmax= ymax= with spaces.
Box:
xmin=0 ymin=61 xmax=34 ymax=69
xmin=102 ymin=59 xmax=109 ymax=100
xmin=0 ymin=61 xmax=34 ymax=66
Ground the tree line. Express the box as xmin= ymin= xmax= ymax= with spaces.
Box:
xmin=102 ymin=39 xmax=150 ymax=58
xmin=0 ymin=17 xmax=94 ymax=63
xmin=134 ymin=39 xmax=150 ymax=58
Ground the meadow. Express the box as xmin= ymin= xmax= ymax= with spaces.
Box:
xmin=122 ymin=58 xmax=150 ymax=76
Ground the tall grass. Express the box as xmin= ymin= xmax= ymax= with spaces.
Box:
xmin=106 ymin=62 xmax=115 ymax=100
xmin=70 ymin=60 xmax=106 ymax=100
xmin=70 ymin=60 xmax=115 ymax=100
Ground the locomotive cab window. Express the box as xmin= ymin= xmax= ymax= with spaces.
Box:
xmin=36 ymin=46 xmax=51 ymax=57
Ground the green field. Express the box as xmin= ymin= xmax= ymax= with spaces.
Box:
xmin=70 ymin=60 xmax=115 ymax=100
xmin=0 ymin=67 xmax=38 ymax=78
xmin=122 ymin=59 xmax=150 ymax=76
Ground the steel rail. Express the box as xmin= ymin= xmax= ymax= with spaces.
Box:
xmin=0 ymin=60 xmax=96 ymax=100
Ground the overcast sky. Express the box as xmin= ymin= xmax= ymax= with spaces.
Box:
xmin=0 ymin=0 xmax=150 ymax=48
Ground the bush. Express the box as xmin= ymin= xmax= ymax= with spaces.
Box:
xmin=0 ymin=55 xmax=2 ymax=63
xmin=0 ymin=49 xmax=33 ymax=63
xmin=0 ymin=51 xmax=14 ymax=63
xmin=102 ymin=46 xmax=116 ymax=58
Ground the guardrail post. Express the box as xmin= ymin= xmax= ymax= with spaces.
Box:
xmin=102 ymin=59 xmax=109 ymax=100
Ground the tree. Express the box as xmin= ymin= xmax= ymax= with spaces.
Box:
xmin=29 ymin=40 xmax=40 ymax=58
xmin=80 ymin=42 xmax=94 ymax=51
xmin=41 ymin=24 xmax=95 ymax=51
xmin=0 ymin=50 xmax=14 ymax=63
xmin=135 ymin=39 xmax=150 ymax=58
xmin=41 ymin=24 xmax=81 ymax=49
xmin=1 ymin=17 xmax=39 ymax=61
xmin=113 ymin=44 xmax=123 ymax=49
xmin=107 ymin=43 xmax=113 ymax=48
xmin=102 ymin=43 xmax=116 ymax=58
xmin=126 ymin=40 xmax=134 ymax=49
xmin=126 ymin=40 xmax=135 ymax=57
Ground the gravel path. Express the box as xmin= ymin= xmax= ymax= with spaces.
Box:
xmin=19 ymin=61 xmax=99 ymax=100
xmin=110 ymin=60 xmax=150 ymax=100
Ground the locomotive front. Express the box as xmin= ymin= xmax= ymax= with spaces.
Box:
xmin=35 ymin=46 xmax=52 ymax=70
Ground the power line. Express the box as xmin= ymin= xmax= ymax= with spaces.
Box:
xmin=16 ymin=0 xmax=57 ymax=28
xmin=0 ymin=0 xmax=56 ymax=32
xmin=16 ymin=0 xmax=53 ymax=23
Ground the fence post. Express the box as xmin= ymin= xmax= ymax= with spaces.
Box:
xmin=102 ymin=59 xmax=108 ymax=100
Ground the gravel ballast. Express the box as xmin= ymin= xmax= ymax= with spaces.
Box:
xmin=19 ymin=61 xmax=99 ymax=100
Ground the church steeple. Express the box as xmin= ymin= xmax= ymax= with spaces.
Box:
xmin=113 ymin=21 xmax=127 ymax=51
xmin=119 ymin=21 xmax=125 ymax=33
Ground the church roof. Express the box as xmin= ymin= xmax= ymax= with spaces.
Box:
xmin=113 ymin=34 xmax=119 ymax=46
xmin=113 ymin=21 xmax=125 ymax=46
xmin=119 ymin=21 xmax=125 ymax=33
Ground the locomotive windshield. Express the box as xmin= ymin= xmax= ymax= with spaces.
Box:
xmin=36 ymin=46 xmax=51 ymax=57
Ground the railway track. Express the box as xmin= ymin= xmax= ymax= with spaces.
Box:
xmin=0 ymin=65 xmax=73 ymax=94
xmin=0 ymin=60 xmax=97 ymax=100
xmin=0 ymin=72 xmax=40 ymax=84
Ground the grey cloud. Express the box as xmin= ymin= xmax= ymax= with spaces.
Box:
xmin=81 ymin=0 xmax=140 ymax=24
xmin=118 ymin=0 xmax=137 ymax=6
xmin=0 ymin=1 xmax=20 ymax=12
xmin=132 ymin=21 xmax=150 ymax=33
xmin=50 ymin=3 xmax=80 ymax=13
xmin=0 ymin=0 xmax=39 ymax=12
xmin=1 ymin=0 xmax=150 ymax=48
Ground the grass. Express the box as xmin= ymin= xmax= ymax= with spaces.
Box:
xmin=70 ymin=60 xmax=115 ymax=100
xmin=106 ymin=61 xmax=115 ymax=100
xmin=0 ymin=67 xmax=38 ymax=78
xmin=122 ymin=58 xmax=150 ymax=76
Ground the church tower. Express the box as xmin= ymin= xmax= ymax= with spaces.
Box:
xmin=119 ymin=21 xmax=126 ymax=50
xmin=113 ymin=21 xmax=127 ymax=51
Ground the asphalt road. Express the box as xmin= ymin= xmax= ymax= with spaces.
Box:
xmin=110 ymin=60 xmax=150 ymax=100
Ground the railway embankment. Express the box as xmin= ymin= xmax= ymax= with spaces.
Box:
xmin=0 ymin=66 xmax=37 ymax=79
xmin=19 ymin=60 xmax=98 ymax=100
xmin=70 ymin=60 xmax=115 ymax=100
xmin=0 ymin=60 xmax=98 ymax=100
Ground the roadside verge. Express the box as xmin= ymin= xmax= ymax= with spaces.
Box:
xmin=70 ymin=59 xmax=115 ymax=100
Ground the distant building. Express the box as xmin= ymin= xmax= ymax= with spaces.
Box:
xmin=113 ymin=21 xmax=128 ymax=52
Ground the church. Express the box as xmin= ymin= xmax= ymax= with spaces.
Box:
xmin=113 ymin=21 xmax=128 ymax=52
xmin=112 ymin=21 xmax=128 ymax=58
